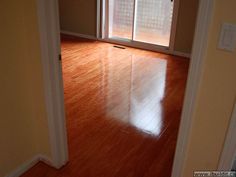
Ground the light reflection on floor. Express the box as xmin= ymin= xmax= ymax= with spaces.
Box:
xmin=104 ymin=53 xmax=167 ymax=136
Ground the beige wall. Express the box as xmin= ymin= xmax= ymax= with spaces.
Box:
xmin=174 ymin=0 xmax=199 ymax=53
xmin=58 ymin=0 xmax=198 ymax=54
xmin=0 ymin=0 xmax=51 ymax=176
xmin=59 ymin=0 xmax=97 ymax=36
xmin=182 ymin=1 xmax=236 ymax=176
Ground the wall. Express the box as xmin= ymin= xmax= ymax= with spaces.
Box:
xmin=58 ymin=0 xmax=97 ymax=36
xmin=174 ymin=0 xmax=199 ymax=53
xmin=58 ymin=0 xmax=198 ymax=54
xmin=182 ymin=0 xmax=236 ymax=176
xmin=0 ymin=0 xmax=51 ymax=176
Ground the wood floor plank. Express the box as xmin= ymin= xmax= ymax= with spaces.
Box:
xmin=20 ymin=34 xmax=189 ymax=177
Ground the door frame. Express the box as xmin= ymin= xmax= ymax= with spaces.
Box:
xmin=99 ymin=0 xmax=180 ymax=54
xmin=218 ymin=102 xmax=236 ymax=170
xmin=36 ymin=0 xmax=68 ymax=168
xmin=171 ymin=1 xmax=214 ymax=176
xmin=36 ymin=0 xmax=236 ymax=175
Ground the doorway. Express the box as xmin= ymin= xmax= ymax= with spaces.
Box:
xmin=19 ymin=0 xmax=208 ymax=176
xmin=103 ymin=0 xmax=175 ymax=48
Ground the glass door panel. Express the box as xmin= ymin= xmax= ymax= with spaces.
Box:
xmin=108 ymin=0 xmax=134 ymax=40
xmin=134 ymin=0 xmax=174 ymax=46
xmin=107 ymin=0 xmax=174 ymax=47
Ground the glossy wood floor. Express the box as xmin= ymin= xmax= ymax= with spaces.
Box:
xmin=21 ymin=35 xmax=189 ymax=177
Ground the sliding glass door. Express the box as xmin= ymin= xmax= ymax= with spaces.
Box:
xmin=107 ymin=0 xmax=174 ymax=47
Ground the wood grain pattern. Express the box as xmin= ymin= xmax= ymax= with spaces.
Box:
xmin=21 ymin=35 xmax=189 ymax=177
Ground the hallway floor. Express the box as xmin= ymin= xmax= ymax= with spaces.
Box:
xmin=21 ymin=35 xmax=189 ymax=177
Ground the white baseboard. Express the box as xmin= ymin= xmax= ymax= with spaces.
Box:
xmin=5 ymin=154 xmax=52 ymax=177
xmin=61 ymin=30 xmax=97 ymax=40
xmin=172 ymin=51 xmax=191 ymax=58
xmin=38 ymin=154 xmax=53 ymax=167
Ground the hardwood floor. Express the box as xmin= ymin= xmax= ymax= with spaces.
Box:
xmin=21 ymin=35 xmax=189 ymax=177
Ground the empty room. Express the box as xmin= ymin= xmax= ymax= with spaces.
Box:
xmin=2 ymin=1 xmax=236 ymax=177
xmin=27 ymin=0 xmax=197 ymax=176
